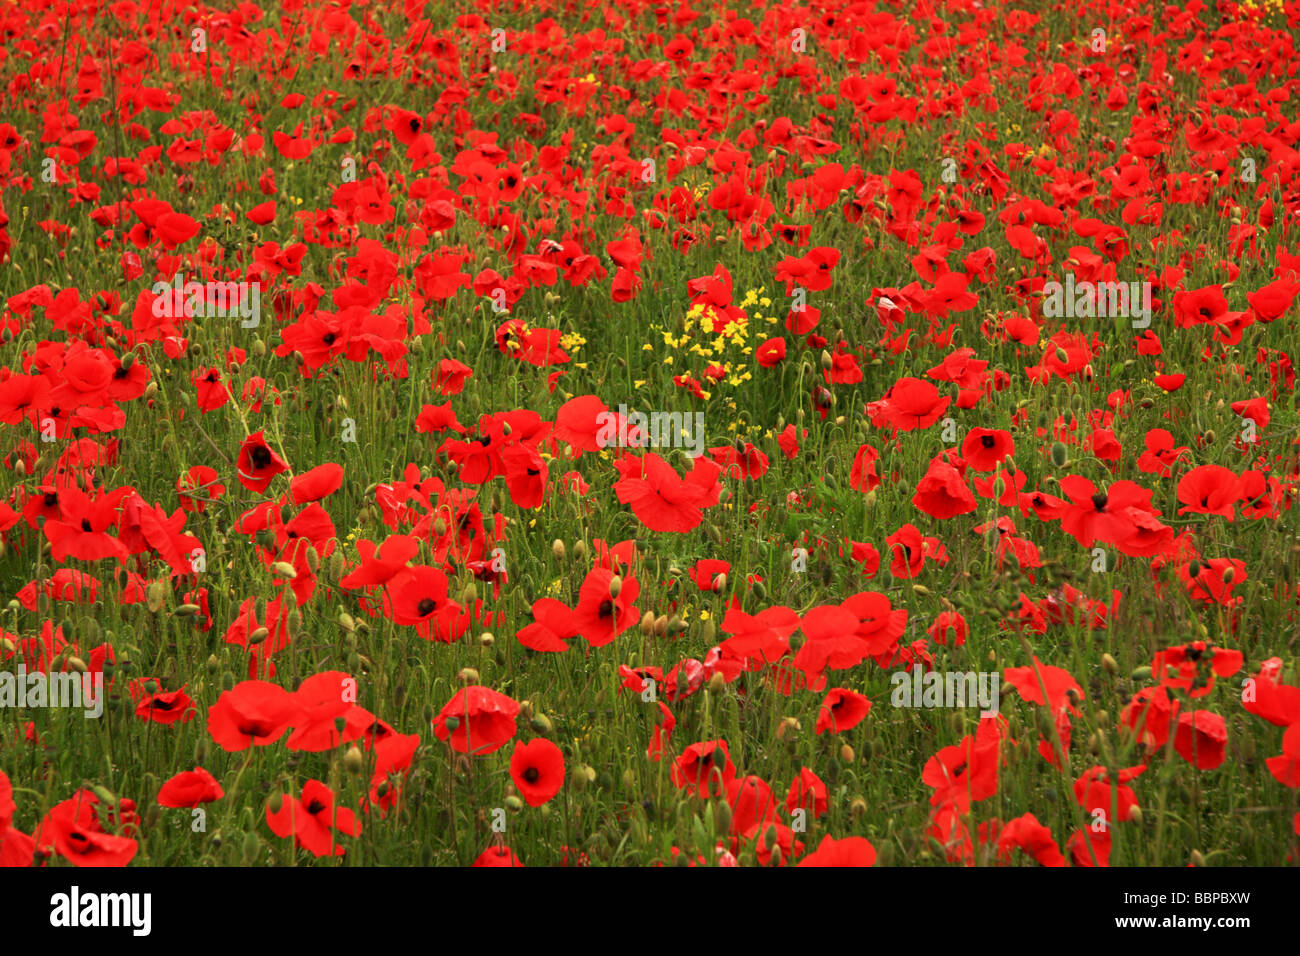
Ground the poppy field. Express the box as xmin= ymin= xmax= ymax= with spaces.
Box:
xmin=1 ymin=0 xmax=1299 ymax=872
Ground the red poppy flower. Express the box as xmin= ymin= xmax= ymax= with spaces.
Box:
xmin=286 ymin=671 xmax=375 ymax=752
xmin=434 ymin=358 xmax=473 ymax=395
xmin=133 ymin=683 xmax=196 ymax=725
xmin=1176 ymin=465 xmax=1240 ymax=521
xmin=266 ymin=780 xmax=360 ymax=858
xmin=473 ymin=844 xmax=524 ymax=866
xmin=571 ymin=566 xmax=640 ymax=648
xmin=849 ymin=443 xmax=881 ymax=491
xmin=1174 ymin=710 xmax=1228 ymax=770
xmin=433 ymin=685 xmax=520 ymax=755
xmin=961 ymin=427 xmax=1013 ymax=472
xmin=756 ymin=336 xmax=787 ymax=367
xmin=510 ymin=739 xmax=565 ymax=806
xmin=786 ymin=768 xmax=829 ymax=819
xmin=1073 ymin=765 xmax=1145 ymax=823
xmin=912 ymin=459 xmax=977 ymax=519
xmin=867 ymin=377 xmax=950 ymax=431
xmin=816 ymin=688 xmax=872 ymax=734
xmin=612 ymin=452 xmax=722 ymax=533
xmin=207 ymin=679 xmax=300 ymax=751
xmin=34 ymin=790 xmax=138 ymax=867
xmin=671 ymin=739 xmax=736 ymax=798
xmin=290 ymin=463 xmax=344 ymax=504
xmin=158 ymin=767 xmax=225 ymax=808
xmin=236 ymin=431 xmax=289 ymax=493
xmin=796 ymin=834 xmax=877 ymax=866
xmin=997 ymin=814 xmax=1066 ymax=867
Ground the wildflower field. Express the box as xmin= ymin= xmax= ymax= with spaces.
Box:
xmin=1 ymin=0 xmax=1300 ymax=873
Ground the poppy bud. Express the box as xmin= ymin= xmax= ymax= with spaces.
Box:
xmin=175 ymin=603 xmax=201 ymax=617
xmin=529 ymin=713 xmax=553 ymax=735
xmin=712 ymin=801 xmax=733 ymax=837
xmin=504 ymin=795 xmax=524 ymax=812
xmin=654 ymin=615 xmax=668 ymax=638
xmin=479 ymin=631 xmax=494 ymax=647
xmin=247 ymin=626 xmax=269 ymax=645
xmin=768 ymin=844 xmax=783 ymax=867
xmin=461 ymin=582 xmax=477 ymax=605
xmin=443 ymin=716 xmax=459 ymax=732
xmin=1188 ymin=560 xmax=1202 ymax=578
xmin=305 ymin=545 xmax=320 ymax=574
xmin=1050 ymin=441 xmax=1067 ymax=466
xmin=458 ymin=668 xmax=479 ymax=685
xmin=573 ymin=540 xmax=587 ymax=562
xmin=242 ymin=831 xmax=261 ymax=864
xmin=911 ymin=584 xmax=931 ymax=597
xmin=639 ymin=611 xmax=655 ymax=635
xmin=344 ymin=745 xmax=364 ymax=775
xmin=667 ymin=615 xmax=686 ymax=637
xmin=1221 ymin=566 xmax=1235 ymax=584
xmin=1130 ymin=665 xmax=1152 ymax=680
xmin=1101 ymin=653 xmax=1118 ymax=675
xmin=551 ymin=538 xmax=566 ymax=561
xmin=433 ymin=518 xmax=447 ymax=536
xmin=763 ymin=824 xmax=778 ymax=851
xmin=1203 ymin=429 xmax=1215 ymax=444
xmin=570 ymin=764 xmax=590 ymax=792
xmin=706 ymin=672 xmax=726 ymax=694
xmin=608 ymin=575 xmax=623 ymax=598
xmin=839 ymin=743 xmax=855 ymax=763
xmin=271 ymin=561 xmax=297 ymax=580
xmin=267 ymin=791 xmax=284 ymax=815
xmin=66 ymin=655 xmax=87 ymax=673
xmin=777 ymin=716 xmax=801 ymax=740
xmin=338 ymin=611 xmax=357 ymax=633
xmin=850 ymin=797 xmax=868 ymax=819
xmin=206 ymin=654 xmax=220 ymax=675
xmin=751 ymin=579 xmax=767 ymax=601
xmin=1190 ymin=849 xmax=1206 ymax=867
xmin=146 ymin=580 xmax=167 ymax=613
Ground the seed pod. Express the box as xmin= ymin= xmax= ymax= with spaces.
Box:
xmin=344 ymin=745 xmax=364 ymax=775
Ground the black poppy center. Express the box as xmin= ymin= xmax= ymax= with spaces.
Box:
xmin=416 ymin=597 xmax=436 ymax=616
xmin=250 ymin=446 xmax=273 ymax=469
xmin=523 ymin=767 xmax=539 ymax=783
